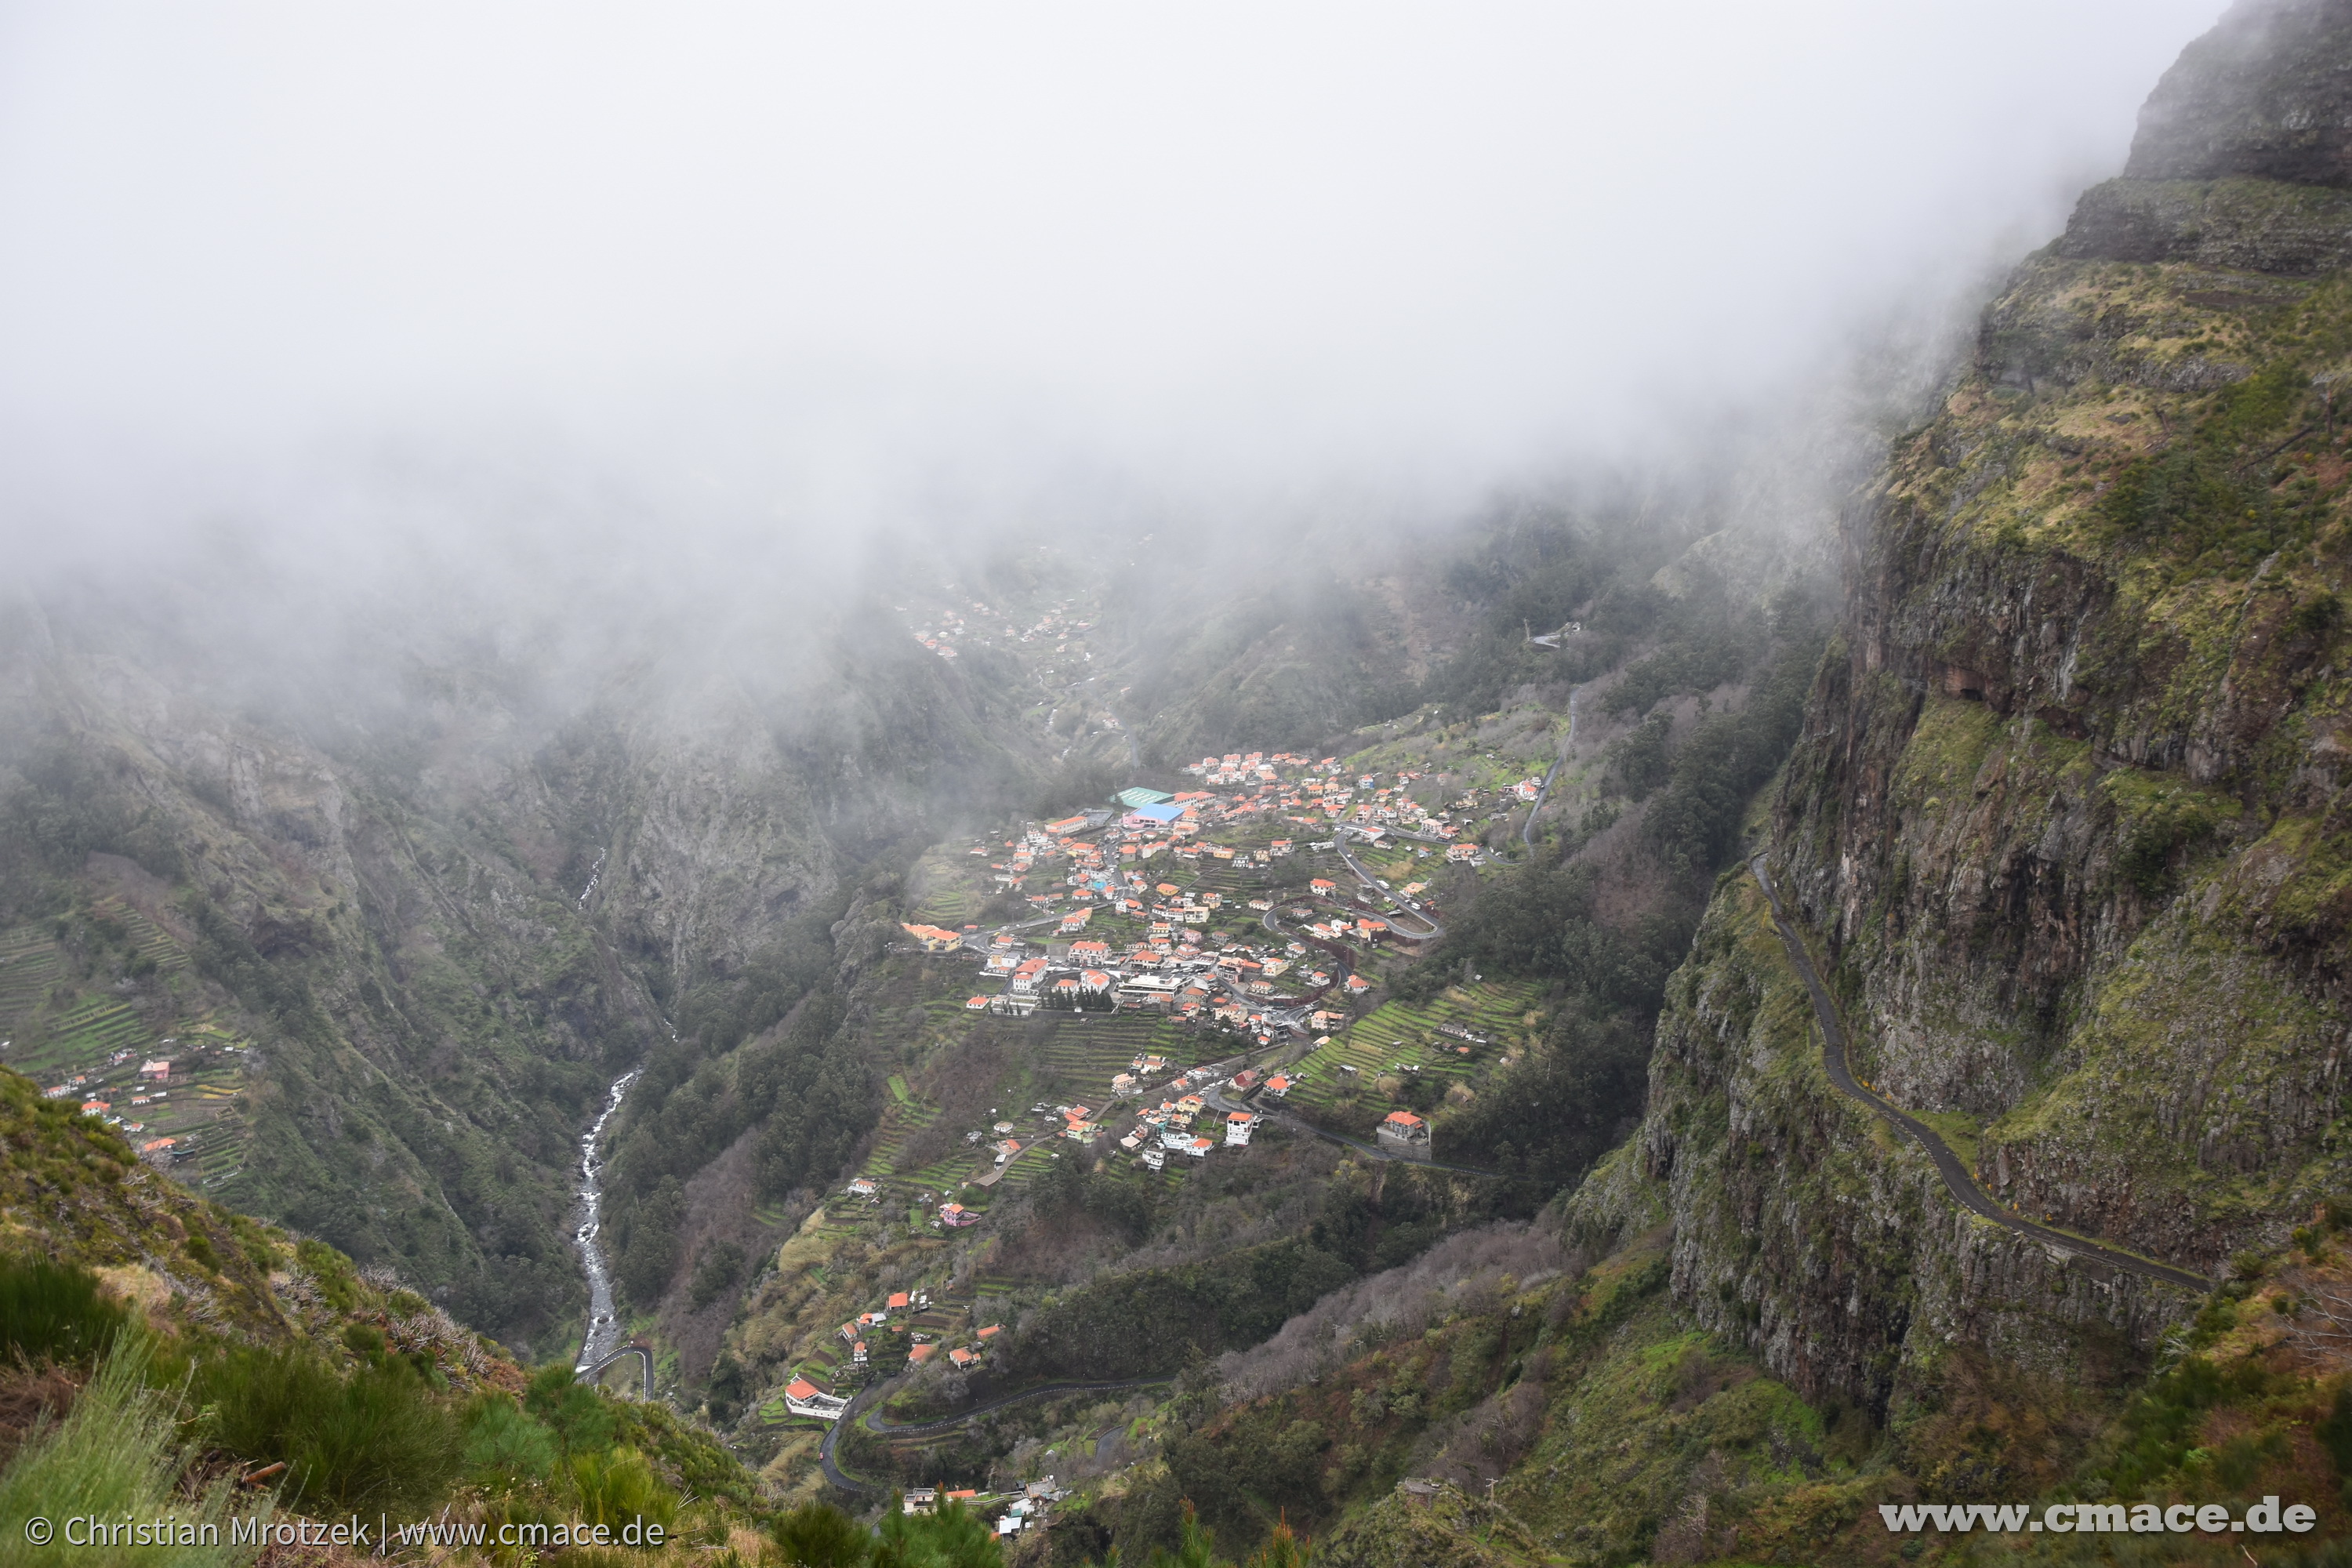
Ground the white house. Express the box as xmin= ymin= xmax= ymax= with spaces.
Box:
xmin=783 ymin=1377 xmax=850 ymax=1421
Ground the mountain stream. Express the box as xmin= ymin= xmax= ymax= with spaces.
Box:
xmin=572 ymin=1066 xmax=641 ymax=1373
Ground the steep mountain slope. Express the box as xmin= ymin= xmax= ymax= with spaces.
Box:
xmin=1526 ymin=0 xmax=2352 ymax=1552
xmin=0 ymin=589 xmax=1044 ymax=1352
xmin=996 ymin=9 xmax=2352 ymax=1564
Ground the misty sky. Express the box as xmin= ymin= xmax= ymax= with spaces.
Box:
xmin=0 ymin=2 xmax=2226 ymax=575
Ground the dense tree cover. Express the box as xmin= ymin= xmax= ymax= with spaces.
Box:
xmin=1125 ymin=576 xmax=1413 ymax=768
xmin=1304 ymin=1178 xmax=1456 ymax=1275
xmin=1398 ymin=861 xmax=1693 ymax=1014
xmin=997 ymin=1236 xmax=1357 ymax=1384
xmin=1031 ymin=1150 xmax=1159 ymax=1247
xmin=1608 ymin=713 xmax=1673 ymax=798
xmin=1439 ymin=1004 xmax=1654 ymax=1187
xmin=992 ymin=1168 xmax=1471 ymax=1393
xmin=1383 ymin=601 xmax=1828 ymax=1183
xmin=0 ymin=736 xmax=188 ymax=903
xmin=605 ymin=985 xmax=877 ymax=1303
xmin=1600 ymin=615 xmax=1756 ymax=718
xmin=1639 ymin=622 xmax=1825 ymax=878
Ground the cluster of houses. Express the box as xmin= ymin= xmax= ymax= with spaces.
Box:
xmin=903 ymin=1479 xmax=1069 ymax=1540
xmin=1102 ymin=1073 xmax=1265 ymax=1171
xmin=44 ymin=1055 xmax=178 ymax=1154
xmin=898 ymin=597 xmax=1097 ymax=666
xmin=785 ymin=1287 xmax=1010 ymax=1419
xmin=938 ymin=913 xmax=1349 ymax=1042
xmin=1171 ymin=753 xmax=1486 ymax=848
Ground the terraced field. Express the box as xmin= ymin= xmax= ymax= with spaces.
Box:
xmin=2 ymin=975 xmax=254 ymax=1185
xmin=93 ymin=899 xmax=188 ymax=972
xmin=909 ymin=884 xmax=977 ymax=927
xmin=1279 ymin=979 xmax=1540 ymax=1114
xmin=1033 ymin=1015 xmax=1209 ymax=1088
xmin=0 ymin=927 xmax=66 ymax=1030
xmin=11 ymin=999 xmax=149 ymax=1077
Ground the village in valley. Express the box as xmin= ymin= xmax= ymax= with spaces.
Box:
xmin=670 ymin=568 xmax=1642 ymax=1517
xmin=0 ymin=905 xmax=255 ymax=1184
xmin=729 ymin=671 xmax=1600 ymax=1516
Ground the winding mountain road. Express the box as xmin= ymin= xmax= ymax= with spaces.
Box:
xmin=579 ymin=1345 xmax=653 ymax=1400
xmin=1748 ymin=858 xmax=2208 ymax=1293
xmin=1327 ymin=838 xmax=1444 ymax=939
xmin=1517 ymin=685 xmax=1584 ymax=853
xmin=819 ymin=1377 xmax=1172 ymax=1494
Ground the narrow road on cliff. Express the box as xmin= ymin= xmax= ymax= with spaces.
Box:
xmin=1518 ymin=685 xmax=1584 ymax=854
xmin=1748 ymin=858 xmax=2209 ymax=1294
xmin=820 ymin=1377 xmax=1172 ymax=1494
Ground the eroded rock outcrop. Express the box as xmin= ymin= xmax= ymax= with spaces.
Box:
xmin=1591 ymin=0 xmax=2352 ymax=1417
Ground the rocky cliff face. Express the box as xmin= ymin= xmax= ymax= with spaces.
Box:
xmin=0 ymin=591 xmax=978 ymax=1347
xmin=2127 ymin=0 xmax=2352 ymax=188
xmin=1590 ymin=0 xmax=2352 ymax=1420
xmin=2059 ymin=0 xmax=2352 ymax=275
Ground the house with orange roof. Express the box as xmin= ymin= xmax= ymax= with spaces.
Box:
xmin=976 ymin=1324 xmax=1003 ymax=1339
xmin=909 ymin=1343 xmax=937 ymax=1364
xmin=1377 ymin=1110 xmax=1431 ymax=1158
xmin=784 ymin=1377 xmax=850 ymax=1421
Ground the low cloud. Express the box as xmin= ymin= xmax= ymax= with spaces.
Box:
xmin=0 ymin=2 xmax=2226 ymax=652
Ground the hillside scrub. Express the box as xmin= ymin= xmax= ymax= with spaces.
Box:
xmin=0 ymin=1350 xmax=255 ymax=1568
xmin=0 ymin=1118 xmax=776 ymax=1560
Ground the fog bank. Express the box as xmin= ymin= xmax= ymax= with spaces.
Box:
xmin=0 ymin=2 xmax=2225 ymax=614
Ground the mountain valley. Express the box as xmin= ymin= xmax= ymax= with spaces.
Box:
xmin=23 ymin=4 xmax=2352 ymax=1566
